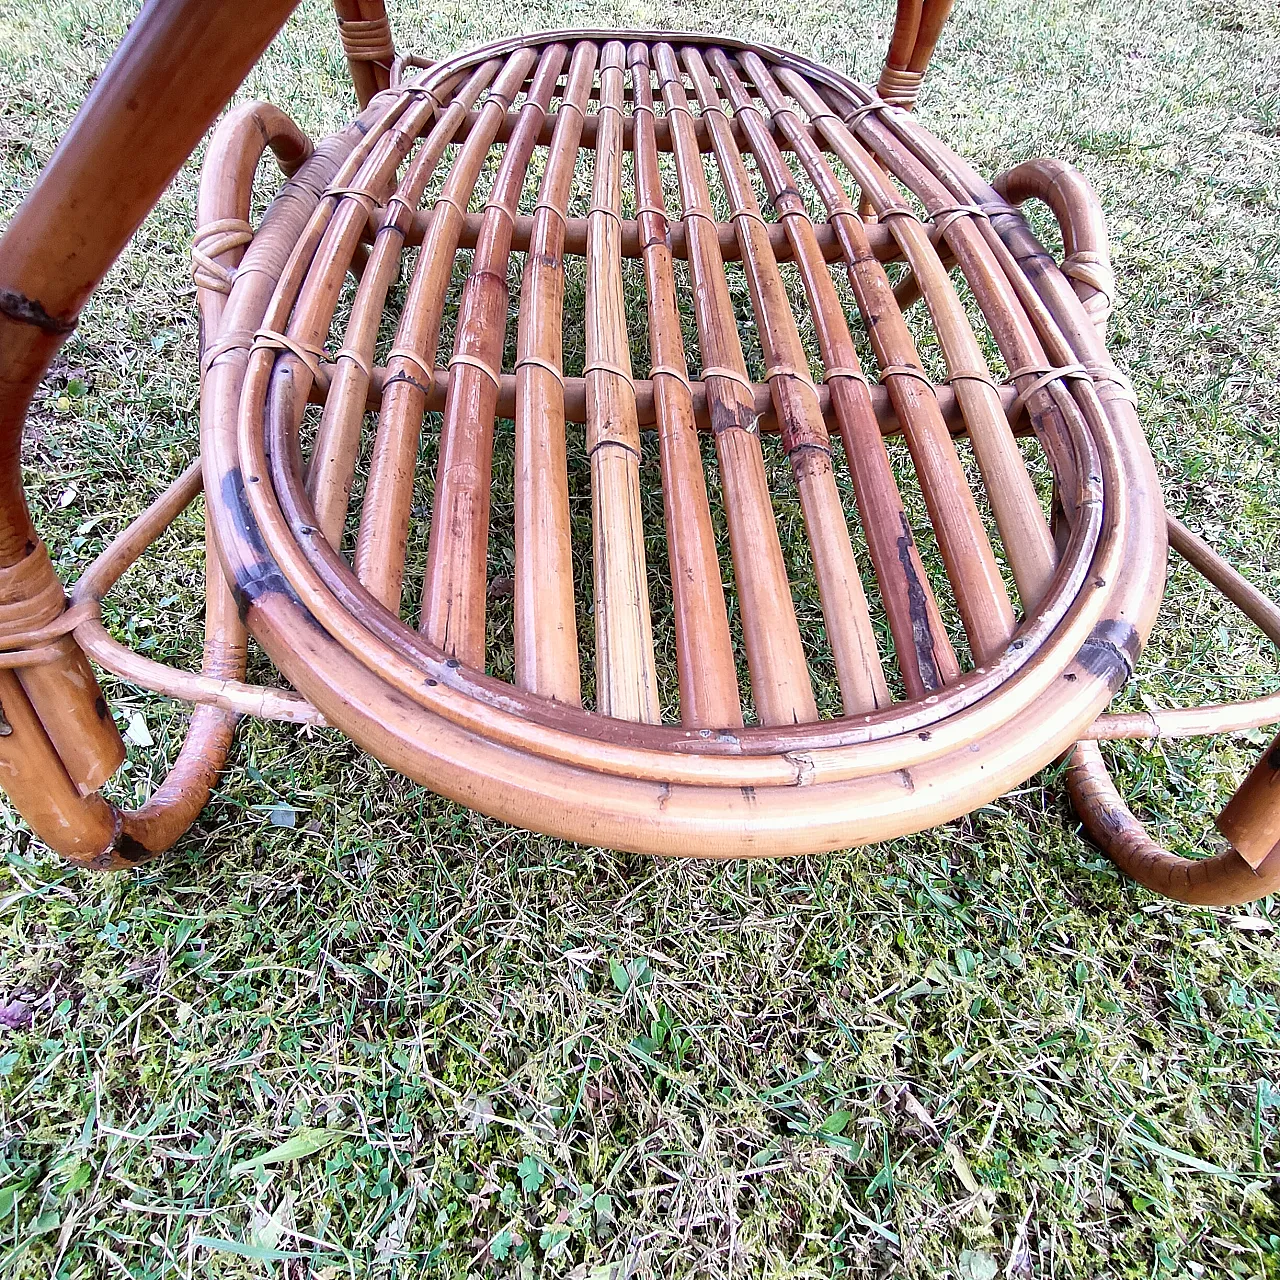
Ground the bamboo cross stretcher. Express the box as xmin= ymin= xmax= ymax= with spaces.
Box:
xmin=1 ymin=0 xmax=1279 ymax=906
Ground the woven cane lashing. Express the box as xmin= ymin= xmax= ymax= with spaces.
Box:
xmin=202 ymin=31 xmax=1163 ymax=856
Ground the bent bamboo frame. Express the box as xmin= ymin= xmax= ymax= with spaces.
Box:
xmin=0 ymin=4 xmax=1276 ymax=905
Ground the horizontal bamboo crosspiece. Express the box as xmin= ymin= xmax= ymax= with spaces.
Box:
xmin=3 ymin=8 xmax=1279 ymax=906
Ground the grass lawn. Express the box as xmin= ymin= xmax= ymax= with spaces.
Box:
xmin=2 ymin=0 xmax=1280 ymax=1275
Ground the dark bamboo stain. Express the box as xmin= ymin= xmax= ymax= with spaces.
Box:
xmin=0 ymin=288 xmax=76 ymax=334
xmin=1073 ymin=619 xmax=1140 ymax=694
xmin=896 ymin=512 xmax=942 ymax=691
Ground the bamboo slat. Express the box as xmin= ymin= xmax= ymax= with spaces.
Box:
xmin=307 ymin=59 xmax=499 ymax=547
xmin=721 ymin=49 xmax=959 ymax=698
xmin=628 ymin=43 xmax=741 ymax=728
xmin=355 ymin=46 xmax=539 ymax=610
xmin=511 ymin=42 xmax=596 ymax=705
xmin=683 ymin=46 xmax=888 ymax=714
xmin=804 ymin=83 xmax=1058 ymax=611
xmin=773 ymin=65 xmax=1017 ymax=667
xmin=586 ymin=41 xmax=661 ymax=723
xmin=420 ymin=43 xmax=569 ymax=667
xmin=650 ymin=41 xmax=817 ymax=727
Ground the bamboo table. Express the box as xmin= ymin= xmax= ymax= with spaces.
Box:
xmin=1 ymin=1 xmax=1277 ymax=905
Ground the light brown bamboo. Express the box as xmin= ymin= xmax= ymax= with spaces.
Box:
xmin=69 ymin=459 xmax=318 ymax=725
xmin=1081 ymin=516 xmax=1280 ymax=743
xmin=332 ymin=0 xmax=394 ymax=108
xmin=396 ymin=201 xmax=905 ymax=264
xmin=845 ymin=88 xmax=1280 ymax=900
xmin=800 ymin=85 xmax=1059 ymax=611
xmin=355 ymin=47 xmax=539 ymax=610
xmin=420 ymin=43 xmax=569 ymax=667
xmin=878 ymin=0 xmax=955 ymax=108
xmin=651 ymin=42 xmax=816 ymax=726
xmin=400 ymin=100 xmax=837 ymax=163
xmin=0 ymin=0 xmax=312 ymax=858
xmin=511 ymin=42 xmax=595 ymax=705
xmin=1218 ymin=737 xmax=1280 ymax=870
xmin=628 ymin=43 xmax=741 ymax=728
xmin=775 ymin=65 xmax=1016 ymax=666
xmin=0 ymin=0 xmax=317 ymax=862
xmin=684 ymin=46 xmax=888 ymax=714
xmin=742 ymin=49 xmax=962 ymax=696
xmin=307 ymin=60 xmax=498 ymax=547
xmin=346 ymin=364 xmax=1020 ymax=436
xmin=821 ymin=87 xmax=1086 ymax=546
xmin=586 ymin=42 xmax=660 ymax=723
xmin=11 ymin=22 xmax=1245 ymax=903
xmin=994 ymin=158 xmax=1115 ymax=340
xmin=1068 ymin=741 xmax=1280 ymax=906
xmin=218 ymin=42 xmax=1136 ymax=797
xmin=835 ymin=75 xmax=1279 ymax=898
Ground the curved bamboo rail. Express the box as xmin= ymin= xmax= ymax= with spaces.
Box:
xmin=0 ymin=2 xmax=1274 ymax=904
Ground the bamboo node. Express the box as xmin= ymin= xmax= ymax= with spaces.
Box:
xmin=878 ymin=363 xmax=935 ymax=391
xmin=648 ymin=364 xmax=693 ymax=391
xmin=200 ymin=328 xmax=253 ymax=375
xmin=929 ymin=204 xmax=989 ymax=242
xmin=338 ymin=15 xmax=395 ymax=66
xmin=583 ymin=359 xmax=635 ymax=386
xmin=329 ymin=346 xmax=372 ymax=378
xmin=823 ymin=366 xmax=871 ymax=387
xmin=842 ymin=93 xmax=903 ymax=129
xmin=764 ymin=363 xmax=819 ymax=395
xmin=328 ymin=185 xmax=379 ymax=216
xmin=771 ymin=190 xmax=809 ymax=220
xmin=700 ymin=365 xmax=757 ymax=399
xmin=381 ymin=192 xmax=421 ymax=233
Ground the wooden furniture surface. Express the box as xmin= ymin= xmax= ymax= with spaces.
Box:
xmin=1 ymin=2 xmax=1278 ymax=906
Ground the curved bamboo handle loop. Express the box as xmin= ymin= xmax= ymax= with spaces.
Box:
xmin=1070 ymin=517 xmax=1280 ymax=905
xmin=61 ymin=96 xmax=326 ymax=870
xmin=992 ymin=158 xmax=1117 ymax=338
xmin=1067 ymin=741 xmax=1280 ymax=907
